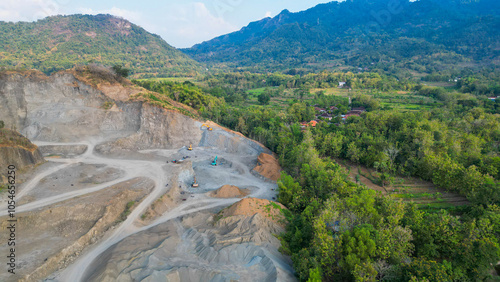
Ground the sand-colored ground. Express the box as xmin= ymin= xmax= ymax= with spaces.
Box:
xmin=221 ymin=198 xmax=287 ymax=226
xmin=0 ymin=70 xmax=294 ymax=282
xmin=209 ymin=185 xmax=249 ymax=198
xmin=253 ymin=153 xmax=282 ymax=181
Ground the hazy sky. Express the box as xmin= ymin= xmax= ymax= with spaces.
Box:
xmin=0 ymin=0 xmax=335 ymax=48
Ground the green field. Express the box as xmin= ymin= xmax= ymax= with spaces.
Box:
xmin=136 ymin=77 xmax=196 ymax=83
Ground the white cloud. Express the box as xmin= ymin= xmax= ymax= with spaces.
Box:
xmin=78 ymin=7 xmax=142 ymax=24
xmin=265 ymin=11 xmax=272 ymax=18
xmin=77 ymin=7 xmax=162 ymax=39
xmin=157 ymin=2 xmax=238 ymax=48
xmin=0 ymin=0 xmax=63 ymax=22
xmin=0 ymin=1 xmax=242 ymax=48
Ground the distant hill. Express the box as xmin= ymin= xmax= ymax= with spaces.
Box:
xmin=0 ymin=14 xmax=201 ymax=78
xmin=183 ymin=0 xmax=500 ymax=75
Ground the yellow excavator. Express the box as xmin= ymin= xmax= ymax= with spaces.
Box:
xmin=201 ymin=124 xmax=213 ymax=131
xmin=192 ymin=176 xmax=199 ymax=187
xmin=188 ymin=144 xmax=193 ymax=151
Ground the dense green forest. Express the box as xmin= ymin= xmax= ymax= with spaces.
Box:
xmin=137 ymin=70 xmax=500 ymax=281
xmin=184 ymin=0 xmax=500 ymax=77
xmin=0 ymin=14 xmax=201 ymax=78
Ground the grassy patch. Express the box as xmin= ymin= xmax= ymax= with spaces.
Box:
xmin=0 ymin=128 xmax=38 ymax=151
xmin=101 ymin=101 xmax=114 ymax=110
xmin=392 ymin=193 xmax=435 ymax=199
xmin=418 ymin=202 xmax=456 ymax=211
xmin=247 ymin=87 xmax=267 ymax=96
xmin=136 ymin=77 xmax=196 ymax=83
xmin=118 ymin=201 xmax=136 ymax=222
xmin=213 ymin=213 xmax=223 ymax=223
xmin=358 ymin=168 xmax=381 ymax=186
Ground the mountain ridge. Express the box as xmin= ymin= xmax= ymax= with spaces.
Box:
xmin=0 ymin=14 xmax=202 ymax=78
xmin=183 ymin=0 xmax=500 ymax=74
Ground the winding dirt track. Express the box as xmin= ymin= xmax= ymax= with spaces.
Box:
xmin=9 ymin=138 xmax=279 ymax=281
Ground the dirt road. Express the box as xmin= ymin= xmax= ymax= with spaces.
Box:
xmin=7 ymin=137 xmax=281 ymax=281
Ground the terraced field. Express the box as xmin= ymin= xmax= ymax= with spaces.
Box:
xmin=340 ymin=160 xmax=469 ymax=211
xmin=390 ymin=180 xmax=469 ymax=211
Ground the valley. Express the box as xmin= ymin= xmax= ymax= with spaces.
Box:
xmin=0 ymin=0 xmax=499 ymax=281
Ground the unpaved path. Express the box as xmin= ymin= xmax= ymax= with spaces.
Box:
xmin=6 ymin=137 xmax=280 ymax=281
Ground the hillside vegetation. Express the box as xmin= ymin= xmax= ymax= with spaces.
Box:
xmin=184 ymin=0 xmax=500 ymax=76
xmin=0 ymin=128 xmax=38 ymax=151
xmin=137 ymin=68 xmax=500 ymax=281
xmin=0 ymin=14 xmax=201 ymax=78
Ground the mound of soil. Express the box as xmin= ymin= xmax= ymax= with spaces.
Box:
xmin=210 ymin=185 xmax=249 ymax=198
xmin=220 ymin=198 xmax=287 ymax=226
xmin=253 ymin=153 xmax=281 ymax=181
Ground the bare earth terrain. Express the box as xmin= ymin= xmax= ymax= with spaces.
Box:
xmin=0 ymin=71 xmax=296 ymax=282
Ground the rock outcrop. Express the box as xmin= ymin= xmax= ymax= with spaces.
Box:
xmin=0 ymin=70 xmax=272 ymax=156
xmin=0 ymin=129 xmax=44 ymax=177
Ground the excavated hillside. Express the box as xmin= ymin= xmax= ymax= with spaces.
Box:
xmin=0 ymin=69 xmax=295 ymax=282
xmin=0 ymin=129 xmax=44 ymax=174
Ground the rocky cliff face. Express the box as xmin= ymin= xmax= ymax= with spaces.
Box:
xmin=0 ymin=129 xmax=44 ymax=181
xmin=0 ymin=146 xmax=44 ymax=171
xmin=0 ymin=70 xmax=271 ymax=156
xmin=0 ymin=71 xmax=142 ymax=143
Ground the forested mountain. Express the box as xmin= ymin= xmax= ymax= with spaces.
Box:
xmin=0 ymin=14 xmax=201 ymax=78
xmin=184 ymin=0 xmax=500 ymax=75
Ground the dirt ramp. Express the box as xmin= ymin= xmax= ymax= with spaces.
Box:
xmin=253 ymin=153 xmax=282 ymax=181
xmin=209 ymin=185 xmax=249 ymax=198
xmin=220 ymin=198 xmax=287 ymax=227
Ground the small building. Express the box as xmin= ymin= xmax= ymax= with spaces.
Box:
xmin=300 ymin=120 xmax=319 ymax=130
xmin=339 ymin=82 xmax=346 ymax=88
xmin=488 ymin=97 xmax=497 ymax=101
xmin=320 ymin=113 xmax=333 ymax=120
xmin=348 ymin=110 xmax=364 ymax=115
xmin=351 ymin=107 xmax=366 ymax=112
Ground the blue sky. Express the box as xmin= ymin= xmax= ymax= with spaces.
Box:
xmin=0 ymin=0 xmax=335 ymax=48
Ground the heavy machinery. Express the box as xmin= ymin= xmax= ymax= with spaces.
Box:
xmin=201 ymin=124 xmax=213 ymax=131
xmin=211 ymin=156 xmax=218 ymax=166
xmin=188 ymin=144 xmax=193 ymax=151
xmin=192 ymin=176 xmax=199 ymax=187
